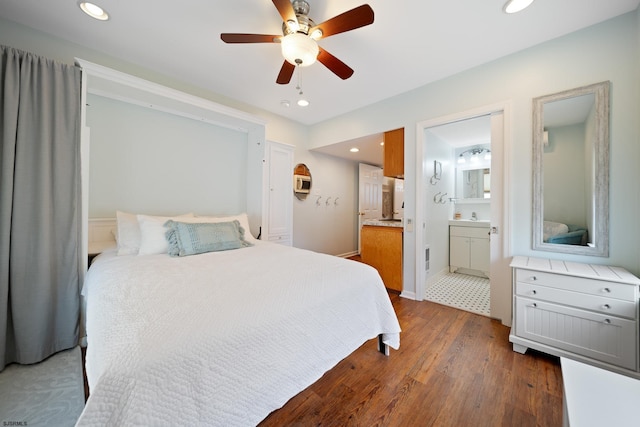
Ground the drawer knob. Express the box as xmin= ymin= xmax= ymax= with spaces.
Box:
xmin=531 ymin=276 xmax=537 ymax=281
xmin=603 ymin=304 xmax=611 ymax=310
xmin=603 ymin=287 xmax=611 ymax=293
xmin=532 ymin=290 xmax=537 ymax=295
xmin=604 ymin=318 xmax=611 ymax=324
xmin=532 ymin=303 xmax=537 ymax=308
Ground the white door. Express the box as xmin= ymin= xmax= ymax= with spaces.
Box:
xmin=489 ymin=112 xmax=511 ymax=324
xmin=265 ymin=141 xmax=293 ymax=245
xmin=358 ymin=163 xmax=383 ymax=252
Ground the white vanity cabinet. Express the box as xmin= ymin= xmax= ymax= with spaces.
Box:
xmin=449 ymin=223 xmax=490 ymax=275
xmin=510 ymin=256 xmax=640 ymax=377
xmin=262 ymin=141 xmax=293 ymax=246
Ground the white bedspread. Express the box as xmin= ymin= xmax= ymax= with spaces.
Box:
xmin=77 ymin=241 xmax=400 ymax=426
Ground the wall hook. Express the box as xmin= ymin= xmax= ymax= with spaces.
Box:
xmin=325 ymin=197 xmax=332 ymax=206
xmin=316 ymin=196 xmax=322 ymax=206
xmin=334 ymin=197 xmax=339 ymax=206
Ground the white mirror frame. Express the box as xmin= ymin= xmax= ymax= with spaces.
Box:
xmin=532 ymin=81 xmax=610 ymax=257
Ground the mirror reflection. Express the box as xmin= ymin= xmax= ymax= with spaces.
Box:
xmin=532 ymin=81 xmax=609 ymax=256
xmin=455 ymin=146 xmax=491 ymax=201
xmin=293 ymin=163 xmax=312 ymax=201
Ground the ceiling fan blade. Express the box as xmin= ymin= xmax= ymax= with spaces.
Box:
xmin=220 ymin=33 xmax=281 ymax=43
xmin=317 ymin=48 xmax=354 ymax=80
xmin=276 ymin=61 xmax=296 ymax=84
xmin=310 ymin=4 xmax=374 ymax=39
xmin=272 ymin=0 xmax=298 ymax=26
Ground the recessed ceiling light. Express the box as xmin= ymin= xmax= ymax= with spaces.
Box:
xmin=297 ymin=99 xmax=309 ymax=107
xmin=78 ymin=1 xmax=110 ymax=21
xmin=350 ymin=148 xmax=360 ymax=153
xmin=503 ymin=0 xmax=535 ymax=14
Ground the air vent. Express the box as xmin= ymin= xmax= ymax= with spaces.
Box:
xmin=425 ymin=245 xmax=430 ymax=273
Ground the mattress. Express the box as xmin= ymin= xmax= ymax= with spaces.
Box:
xmin=76 ymin=241 xmax=400 ymax=426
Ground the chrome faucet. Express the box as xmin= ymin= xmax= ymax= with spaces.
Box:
xmin=471 ymin=212 xmax=477 ymax=221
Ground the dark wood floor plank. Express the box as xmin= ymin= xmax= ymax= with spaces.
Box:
xmin=259 ymin=294 xmax=563 ymax=426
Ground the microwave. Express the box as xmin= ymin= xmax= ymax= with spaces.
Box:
xmin=294 ymin=174 xmax=311 ymax=193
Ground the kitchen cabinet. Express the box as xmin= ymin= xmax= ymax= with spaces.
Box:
xmin=361 ymin=225 xmax=403 ymax=292
xmin=383 ymin=128 xmax=404 ymax=179
xmin=263 ymin=141 xmax=293 ymax=245
xmin=449 ymin=225 xmax=489 ymax=275
xmin=510 ymin=256 xmax=640 ymax=377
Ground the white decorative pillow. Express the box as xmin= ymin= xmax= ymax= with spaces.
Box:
xmin=194 ymin=213 xmax=258 ymax=243
xmin=136 ymin=213 xmax=194 ymax=255
xmin=543 ymin=221 xmax=569 ymax=242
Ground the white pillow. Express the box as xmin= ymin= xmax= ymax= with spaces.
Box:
xmin=137 ymin=214 xmax=195 ymax=255
xmin=116 ymin=211 xmax=142 ymax=256
xmin=193 ymin=213 xmax=258 ymax=244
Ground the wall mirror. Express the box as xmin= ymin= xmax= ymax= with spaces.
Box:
xmin=532 ymin=81 xmax=610 ymax=256
xmin=293 ymin=163 xmax=312 ymax=201
xmin=456 ymin=168 xmax=490 ymax=200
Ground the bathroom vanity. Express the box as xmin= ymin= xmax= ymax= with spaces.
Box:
xmin=449 ymin=219 xmax=490 ymax=277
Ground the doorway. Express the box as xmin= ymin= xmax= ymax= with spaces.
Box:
xmin=415 ymin=102 xmax=512 ymax=325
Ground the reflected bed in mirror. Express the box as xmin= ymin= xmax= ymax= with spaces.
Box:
xmin=532 ymin=81 xmax=610 ymax=256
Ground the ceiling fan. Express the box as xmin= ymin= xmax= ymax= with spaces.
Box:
xmin=220 ymin=0 xmax=374 ymax=85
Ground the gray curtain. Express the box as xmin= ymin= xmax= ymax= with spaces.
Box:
xmin=0 ymin=45 xmax=81 ymax=371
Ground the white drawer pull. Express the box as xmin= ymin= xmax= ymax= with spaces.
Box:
xmin=602 ymin=304 xmax=611 ymax=310
xmin=530 ymin=276 xmax=537 ymax=281
xmin=604 ymin=318 xmax=611 ymax=324
xmin=531 ymin=289 xmax=537 ymax=295
xmin=603 ymin=287 xmax=611 ymax=293
xmin=531 ymin=303 xmax=537 ymax=308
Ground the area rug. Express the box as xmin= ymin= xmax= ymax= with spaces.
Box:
xmin=0 ymin=346 xmax=85 ymax=427
xmin=425 ymin=272 xmax=490 ymax=316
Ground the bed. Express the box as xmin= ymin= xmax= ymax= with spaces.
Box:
xmin=76 ymin=213 xmax=401 ymax=426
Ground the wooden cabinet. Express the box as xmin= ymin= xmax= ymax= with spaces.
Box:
xmin=449 ymin=225 xmax=489 ymax=275
xmin=263 ymin=141 xmax=293 ymax=245
xmin=383 ymin=128 xmax=404 ymax=179
xmin=510 ymin=256 xmax=640 ymax=377
xmin=361 ymin=225 xmax=403 ymax=292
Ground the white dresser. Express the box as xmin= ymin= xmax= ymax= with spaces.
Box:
xmin=510 ymin=256 xmax=640 ymax=377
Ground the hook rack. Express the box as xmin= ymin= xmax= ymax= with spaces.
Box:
xmin=433 ymin=192 xmax=448 ymax=204
xmin=430 ymin=160 xmax=443 ymax=185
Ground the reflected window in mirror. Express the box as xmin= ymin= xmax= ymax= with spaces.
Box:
xmin=293 ymin=163 xmax=312 ymax=201
xmin=532 ymin=81 xmax=609 ymax=256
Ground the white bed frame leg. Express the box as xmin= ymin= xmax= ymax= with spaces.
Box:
xmin=377 ymin=334 xmax=390 ymax=356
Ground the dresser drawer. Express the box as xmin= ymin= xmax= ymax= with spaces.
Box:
xmin=516 ymin=282 xmax=637 ymax=319
xmin=515 ymin=296 xmax=637 ymax=370
xmin=515 ymin=269 xmax=636 ymax=302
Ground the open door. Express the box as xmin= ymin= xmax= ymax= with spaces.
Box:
xmin=357 ymin=163 xmax=383 ymax=253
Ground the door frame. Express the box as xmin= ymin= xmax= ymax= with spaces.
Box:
xmin=414 ymin=101 xmax=513 ymax=325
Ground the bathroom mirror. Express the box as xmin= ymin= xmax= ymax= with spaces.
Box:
xmin=532 ymin=81 xmax=610 ymax=256
xmin=293 ymin=163 xmax=312 ymax=201
xmin=456 ymin=168 xmax=490 ymax=200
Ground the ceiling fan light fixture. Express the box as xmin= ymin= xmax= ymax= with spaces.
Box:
xmin=503 ymin=0 xmax=535 ymax=14
xmin=281 ymin=33 xmax=319 ymax=67
xmin=78 ymin=1 xmax=109 ymax=20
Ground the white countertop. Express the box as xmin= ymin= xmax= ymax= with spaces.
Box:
xmin=362 ymin=219 xmax=404 ymax=228
xmin=448 ymin=219 xmax=490 ymax=227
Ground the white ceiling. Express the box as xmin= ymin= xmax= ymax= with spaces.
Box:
xmin=1 ymin=0 xmax=638 ymax=130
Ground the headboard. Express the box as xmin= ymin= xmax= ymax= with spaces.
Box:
xmin=88 ymin=218 xmax=117 ymax=255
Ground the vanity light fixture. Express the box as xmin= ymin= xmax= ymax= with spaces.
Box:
xmin=503 ymin=0 xmax=535 ymax=14
xmin=78 ymin=1 xmax=110 ymax=20
xmin=457 ymin=147 xmax=491 ymax=164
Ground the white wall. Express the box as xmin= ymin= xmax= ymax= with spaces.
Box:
xmin=87 ymin=94 xmax=248 ymax=218
xmin=308 ymin=12 xmax=640 ymax=296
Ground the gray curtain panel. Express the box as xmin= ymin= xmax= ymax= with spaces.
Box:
xmin=0 ymin=45 xmax=82 ymax=370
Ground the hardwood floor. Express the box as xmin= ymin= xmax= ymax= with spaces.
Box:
xmin=259 ymin=293 xmax=563 ymax=427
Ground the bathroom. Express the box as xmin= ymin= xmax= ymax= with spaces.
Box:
xmin=422 ymin=115 xmax=493 ymax=316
